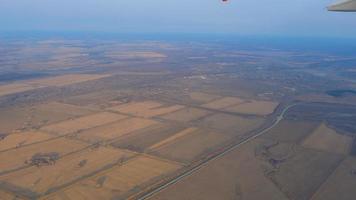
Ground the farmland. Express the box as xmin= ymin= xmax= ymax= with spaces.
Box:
xmin=0 ymin=37 xmax=355 ymax=199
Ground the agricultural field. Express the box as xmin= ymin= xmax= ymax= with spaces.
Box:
xmin=0 ymin=131 xmax=54 ymax=152
xmin=151 ymin=128 xmax=231 ymax=163
xmin=75 ymin=117 xmax=158 ymax=143
xmin=109 ymin=101 xmax=184 ymax=118
xmin=0 ymin=137 xmax=88 ymax=174
xmin=0 ymin=102 xmax=94 ymax=133
xmin=188 ymin=92 xmax=220 ymax=103
xmin=43 ymin=156 xmax=181 ymax=200
xmin=159 ymin=107 xmax=212 ymax=123
xmin=111 ymin=123 xmax=186 ymax=153
xmin=149 ymin=139 xmax=288 ymax=200
xmin=312 ymin=156 xmax=356 ymax=200
xmin=202 ymin=97 xmax=245 ymax=109
xmin=262 ymin=120 xmax=320 ymax=143
xmin=196 ymin=113 xmax=265 ymax=135
xmin=266 ymin=145 xmax=343 ymax=200
xmin=302 ymin=123 xmax=352 ymax=155
xmin=224 ymin=100 xmax=279 ymax=116
xmin=41 ymin=112 xmax=127 ymax=135
xmin=0 ymin=74 xmax=110 ymax=97
xmin=0 ymin=147 xmax=133 ymax=199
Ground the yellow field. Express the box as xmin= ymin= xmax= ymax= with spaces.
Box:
xmin=76 ymin=117 xmax=158 ymax=143
xmin=0 ymin=131 xmax=54 ymax=152
xmin=189 ymin=92 xmax=220 ymax=103
xmin=160 ymin=107 xmax=211 ymax=122
xmin=43 ymin=156 xmax=180 ymax=200
xmin=0 ymin=74 xmax=110 ymax=97
xmin=202 ymin=97 xmax=245 ymax=109
xmin=36 ymin=102 xmax=95 ymax=117
xmin=26 ymin=74 xmax=111 ymax=87
xmin=148 ymin=127 xmax=198 ymax=150
xmin=0 ymin=103 xmax=94 ymax=134
xmin=225 ymin=100 xmax=279 ymax=115
xmin=0 ymin=138 xmax=88 ymax=174
xmin=0 ymin=147 xmax=133 ymax=196
xmin=109 ymin=101 xmax=184 ymax=118
xmin=41 ymin=112 xmax=127 ymax=135
xmin=0 ymin=83 xmax=38 ymax=97
xmin=302 ymin=124 xmax=352 ymax=155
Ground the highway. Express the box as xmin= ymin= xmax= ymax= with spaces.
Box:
xmin=137 ymin=103 xmax=297 ymax=200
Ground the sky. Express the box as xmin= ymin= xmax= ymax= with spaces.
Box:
xmin=0 ymin=0 xmax=355 ymax=38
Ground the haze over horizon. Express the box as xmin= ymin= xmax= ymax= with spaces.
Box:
xmin=1 ymin=0 xmax=356 ymax=38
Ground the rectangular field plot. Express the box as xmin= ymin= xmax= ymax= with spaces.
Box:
xmin=202 ymin=97 xmax=245 ymax=109
xmin=0 ymin=138 xmax=88 ymax=174
xmin=41 ymin=112 xmax=127 ymax=135
xmin=160 ymin=107 xmax=212 ymax=123
xmin=0 ymin=83 xmax=37 ymax=97
xmin=197 ymin=113 xmax=265 ymax=135
xmin=188 ymin=92 xmax=220 ymax=103
xmin=151 ymin=128 xmax=231 ymax=163
xmin=312 ymin=157 xmax=356 ymax=200
xmin=43 ymin=156 xmax=181 ymax=200
xmin=149 ymin=139 xmax=288 ymax=200
xmin=76 ymin=118 xmax=158 ymax=143
xmin=26 ymin=74 xmax=110 ymax=87
xmin=109 ymin=101 xmax=184 ymax=118
xmin=0 ymin=147 xmax=133 ymax=198
xmin=302 ymin=124 xmax=352 ymax=155
xmin=224 ymin=100 xmax=279 ymax=116
xmin=262 ymin=120 xmax=319 ymax=143
xmin=268 ymin=146 xmax=343 ymax=200
xmin=0 ymin=131 xmax=54 ymax=152
xmin=0 ymin=103 xmax=94 ymax=134
xmin=111 ymin=124 xmax=187 ymax=152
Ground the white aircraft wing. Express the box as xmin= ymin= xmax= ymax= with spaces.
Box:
xmin=328 ymin=0 xmax=356 ymax=11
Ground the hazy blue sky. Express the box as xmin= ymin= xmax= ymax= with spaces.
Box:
xmin=0 ymin=0 xmax=355 ymax=37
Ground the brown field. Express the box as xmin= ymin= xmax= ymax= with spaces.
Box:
xmin=268 ymin=146 xmax=343 ymax=200
xmin=0 ymin=189 xmax=21 ymax=200
xmin=109 ymin=101 xmax=184 ymax=118
xmin=225 ymin=100 xmax=279 ymax=115
xmin=0 ymin=83 xmax=38 ymax=97
xmin=312 ymin=156 xmax=356 ymax=200
xmin=0 ymin=103 xmax=94 ymax=134
xmin=149 ymin=139 xmax=288 ymax=200
xmin=152 ymin=129 xmax=231 ymax=163
xmin=40 ymin=112 xmax=127 ymax=135
xmin=0 ymin=138 xmax=88 ymax=174
xmin=160 ymin=107 xmax=212 ymax=123
xmin=302 ymin=124 xmax=352 ymax=155
xmin=202 ymin=97 xmax=245 ymax=109
xmin=62 ymin=90 xmax=123 ymax=109
xmin=197 ymin=113 xmax=265 ymax=135
xmin=26 ymin=74 xmax=111 ymax=87
xmin=0 ymin=147 xmax=133 ymax=198
xmin=263 ymin=120 xmax=319 ymax=143
xmin=75 ymin=117 xmax=158 ymax=143
xmin=111 ymin=124 xmax=186 ymax=152
xmin=43 ymin=156 xmax=181 ymax=200
xmin=0 ymin=131 xmax=54 ymax=152
xmin=188 ymin=92 xmax=220 ymax=103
